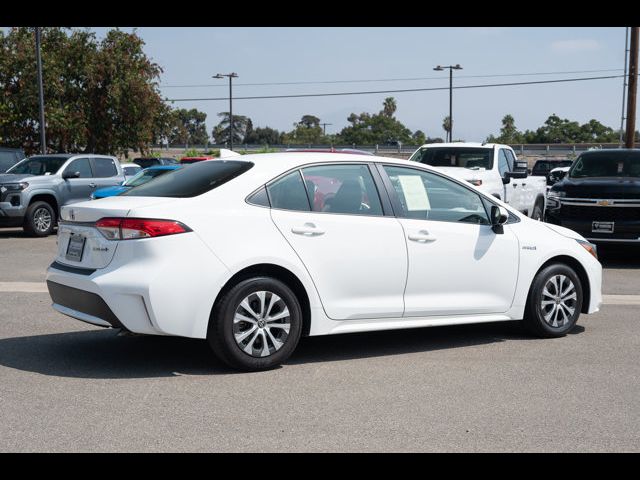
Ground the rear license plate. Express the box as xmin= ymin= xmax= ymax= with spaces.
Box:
xmin=65 ymin=234 xmax=86 ymax=262
xmin=592 ymin=221 xmax=614 ymax=234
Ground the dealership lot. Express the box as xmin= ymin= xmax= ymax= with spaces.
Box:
xmin=0 ymin=229 xmax=639 ymax=452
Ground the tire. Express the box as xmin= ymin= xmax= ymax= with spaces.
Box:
xmin=523 ymin=264 xmax=583 ymax=338
xmin=207 ymin=277 xmax=303 ymax=371
xmin=23 ymin=201 xmax=56 ymax=237
xmin=531 ymin=200 xmax=543 ymax=221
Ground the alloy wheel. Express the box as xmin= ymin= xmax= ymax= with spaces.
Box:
xmin=540 ymin=274 xmax=577 ymax=328
xmin=33 ymin=207 xmax=52 ymax=233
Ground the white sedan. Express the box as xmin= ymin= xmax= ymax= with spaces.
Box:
xmin=46 ymin=152 xmax=602 ymax=371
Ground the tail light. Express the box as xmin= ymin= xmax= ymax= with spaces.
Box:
xmin=96 ymin=218 xmax=192 ymax=240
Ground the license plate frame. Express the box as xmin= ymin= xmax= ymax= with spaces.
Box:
xmin=592 ymin=221 xmax=614 ymax=234
xmin=65 ymin=234 xmax=86 ymax=262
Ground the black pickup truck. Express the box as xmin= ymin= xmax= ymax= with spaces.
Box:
xmin=545 ymin=149 xmax=640 ymax=244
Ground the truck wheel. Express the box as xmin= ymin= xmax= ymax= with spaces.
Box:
xmin=23 ymin=201 xmax=56 ymax=237
xmin=531 ymin=201 xmax=543 ymax=221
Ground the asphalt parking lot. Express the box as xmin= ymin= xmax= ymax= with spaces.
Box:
xmin=0 ymin=228 xmax=639 ymax=452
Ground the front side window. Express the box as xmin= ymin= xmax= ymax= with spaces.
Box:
xmin=383 ymin=165 xmax=490 ymax=225
xmin=92 ymin=157 xmax=118 ymax=177
xmin=300 ymin=164 xmax=383 ymax=216
xmin=65 ymin=158 xmax=93 ymax=178
xmin=497 ymin=149 xmax=512 ymax=177
xmin=267 ymin=171 xmax=310 ymax=212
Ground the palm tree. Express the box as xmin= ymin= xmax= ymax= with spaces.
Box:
xmin=442 ymin=116 xmax=451 ymax=142
xmin=382 ymin=97 xmax=397 ymax=118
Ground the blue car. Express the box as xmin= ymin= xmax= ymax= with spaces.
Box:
xmin=91 ymin=165 xmax=182 ymax=199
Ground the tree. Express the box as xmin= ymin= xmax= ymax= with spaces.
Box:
xmin=412 ymin=130 xmax=427 ymax=145
xmin=213 ymin=112 xmax=250 ymax=144
xmin=382 ymin=97 xmax=397 ymax=118
xmin=442 ymin=116 xmax=451 ymax=141
xmin=244 ymin=126 xmax=283 ymax=145
xmin=169 ymin=108 xmax=209 ymax=145
xmin=282 ymin=115 xmax=327 ymax=144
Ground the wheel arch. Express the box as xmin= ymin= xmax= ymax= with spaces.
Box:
xmin=211 ymin=263 xmax=312 ymax=336
xmin=29 ymin=192 xmax=59 ymax=214
xmin=533 ymin=255 xmax=591 ymax=314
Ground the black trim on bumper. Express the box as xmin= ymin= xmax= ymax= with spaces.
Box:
xmin=46 ymin=280 xmax=125 ymax=329
xmin=49 ymin=261 xmax=96 ymax=276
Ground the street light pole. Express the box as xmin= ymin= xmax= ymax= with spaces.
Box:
xmin=35 ymin=27 xmax=46 ymax=154
xmin=434 ymin=64 xmax=463 ymax=142
xmin=213 ymin=72 xmax=239 ymax=150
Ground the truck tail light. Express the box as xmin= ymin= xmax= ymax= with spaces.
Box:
xmin=96 ymin=218 xmax=192 ymax=240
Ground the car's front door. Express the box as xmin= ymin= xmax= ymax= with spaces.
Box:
xmin=269 ymin=163 xmax=408 ymax=320
xmin=61 ymin=157 xmax=95 ymax=204
xmin=381 ymin=165 xmax=520 ymax=316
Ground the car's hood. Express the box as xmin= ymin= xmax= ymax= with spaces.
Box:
xmin=543 ymin=223 xmax=586 ymax=242
xmin=93 ymin=186 xmax=129 ymax=198
xmin=0 ymin=173 xmax=36 ymax=183
xmin=554 ymin=177 xmax=640 ymax=198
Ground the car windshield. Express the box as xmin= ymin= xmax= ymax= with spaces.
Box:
xmin=569 ymin=151 xmax=640 ymax=178
xmin=122 ymin=160 xmax=253 ymax=198
xmin=411 ymin=147 xmax=493 ymax=170
xmin=6 ymin=156 xmax=68 ymax=176
xmin=123 ymin=165 xmax=141 ymax=175
xmin=124 ymin=168 xmax=173 ymax=187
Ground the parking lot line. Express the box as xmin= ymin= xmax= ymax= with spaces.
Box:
xmin=0 ymin=282 xmax=639 ymax=306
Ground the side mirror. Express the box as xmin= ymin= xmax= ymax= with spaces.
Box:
xmin=503 ymin=170 xmax=528 ymax=183
xmin=490 ymin=205 xmax=509 ymax=234
xmin=62 ymin=171 xmax=80 ymax=179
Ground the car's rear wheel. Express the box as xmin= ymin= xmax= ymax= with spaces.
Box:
xmin=208 ymin=277 xmax=303 ymax=371
xmin=524 ymin=264 xmax=583 ymax=337
xmin=23 ymin=201 xmax=56 ymax=237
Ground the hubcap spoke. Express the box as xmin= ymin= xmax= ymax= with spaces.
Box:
xmin=541 ymin=275 xmax=577 ymax=328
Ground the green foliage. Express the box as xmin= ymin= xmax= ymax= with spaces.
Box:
xmin=166 ymin=108 xmax=209 ymax=145
xmin=213 ymin=112 xmax=250 ymax=144
xmin=282 ymin=115 xmax=329 ymax=145
xmin=244 ymin=126 xmax=283 ymax=145
xmin=183 ymin=148 xmax=201 ymax=157
xmin=0 ymin=27 xmax=166 ymax=156
xmin=205 ymin=149 xmax=221 ymax=156
xmin=337 ymin=98 xmax=413 ymax=145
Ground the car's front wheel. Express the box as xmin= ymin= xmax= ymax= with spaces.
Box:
xmin=208 ymin=277 xmax=303 ymax=371
xmin=23 ymin=201 xmax=56 ymax=237
xmin=524 ymin=264 xmax=583 ymax=337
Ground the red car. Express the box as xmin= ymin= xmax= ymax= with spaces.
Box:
xmin=180 ymin=156 xmax=216 ymax=165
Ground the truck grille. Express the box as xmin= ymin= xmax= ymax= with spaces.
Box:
xmin=560 ymin=205 xmax=640 ymax=221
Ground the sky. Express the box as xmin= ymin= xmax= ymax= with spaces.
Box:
xmin=86 ymin=27 xmax=632 ymax=141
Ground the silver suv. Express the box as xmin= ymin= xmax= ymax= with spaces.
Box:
xmin=0 ymin=154 xmax=124 ymax=236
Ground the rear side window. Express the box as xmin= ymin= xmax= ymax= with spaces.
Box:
xmin=123 ymin=160 xmax=253 ymax=198
xmin=267 ymin=171 xmax=310 ymax=211
xmin=92 ymin=158 xmax=118 ymax=177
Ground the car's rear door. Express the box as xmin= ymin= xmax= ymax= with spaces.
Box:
xmin=269 ymin=163 xmax=408 ymax=320
xmin=90 ymin=157 xmax=123 ymax=191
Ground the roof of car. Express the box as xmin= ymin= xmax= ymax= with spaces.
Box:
xmin=144 ymin=165 xmax=182 ymax=170
xmin=417 ymin=142 xmax=501 ymax=149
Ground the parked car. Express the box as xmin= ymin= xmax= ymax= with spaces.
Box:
xmin=285 ymin=148 xmax=374 ymax=156
xmin=545 ymin=149 xmax=640 ymax=244
xmin=530 ymin=159 xmax=574 ymax=178
xmin=46 ymin=153 xmax=601 ymax=371
xmin=180 ymin=156 xmax=215 ymax=164
xmin=121 ymin=163 xmax=142 ymax=181
xmin=409 ymin=142 xmax=547 ymax=220
xmin=0 ymin=154 xmax=124 ymax=236
xmin=0 ymin=147 xmax=26 ymax=173
xmin=91 ymin=165 xmax=182 ymax=199
xmin=132 ymin=157 xmax=179 ymax=169
xmin=546 ymin=166 xmax=572 ymax=187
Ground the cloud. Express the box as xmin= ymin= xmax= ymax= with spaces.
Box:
xmin=551 ymin=39 xmax=602 ymax=54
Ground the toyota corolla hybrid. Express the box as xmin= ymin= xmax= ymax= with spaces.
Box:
xmin=46 ymin=153 xmax=602 ymax=371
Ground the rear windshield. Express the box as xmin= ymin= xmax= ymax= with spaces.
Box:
xmin=411 ymin=147 xmax=493 ymax=170
xmin=133 ymin=158 xmax=159 ymax=168
xmin=569 ymin=151 xmax=640 ymax=178
xmin=122 ymin=160 xmax=253 ymax=198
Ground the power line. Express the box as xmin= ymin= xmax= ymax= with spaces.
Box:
xmin=166 ymin=74 xmax=624 ymax=102
xmin=160 ymin=68 xmax=623 ymax=88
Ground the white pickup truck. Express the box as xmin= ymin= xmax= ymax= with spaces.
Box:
xmin=409 ymin=142 xmax=547 ymax=220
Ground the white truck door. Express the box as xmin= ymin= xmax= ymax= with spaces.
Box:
xmin=497 ymin=148 xmax=526 ymax=213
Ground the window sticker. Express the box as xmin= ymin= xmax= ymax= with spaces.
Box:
xmin=398 ymin=175 xmax=430 ymax=211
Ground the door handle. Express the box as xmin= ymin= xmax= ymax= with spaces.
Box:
xmin=521 ymin=183 xmax=526 ymax=186
xmin=408 ymin=230 xmax=437 ymax=243
xmin=512 ymin=183 xmax=517 ymax=187
xmin=89 ymin=183 xmax=97 ymax=188
xmin=291 ymin=223 xmax=325 ymax=236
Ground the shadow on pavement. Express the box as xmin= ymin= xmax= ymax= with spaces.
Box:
xmin=597 ymin=244 xmax=640 ymax=269
xmin=0 ymin=320 xmax=584 ymax=379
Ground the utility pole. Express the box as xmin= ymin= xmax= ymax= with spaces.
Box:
xmin=321 ymin=123 xmax=332 ymax=135
xmin=213 ymin=72 xmax=239 ymax=150
xmin=626 ymin=27 xmax=638 ymax=149
xmin=434 ymin=64 xmax=462 ymax=142
xmin=35 ymin=27 xmax=46 ymax=154
xmin=620 ymin=27 xmax=630 ymax=146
